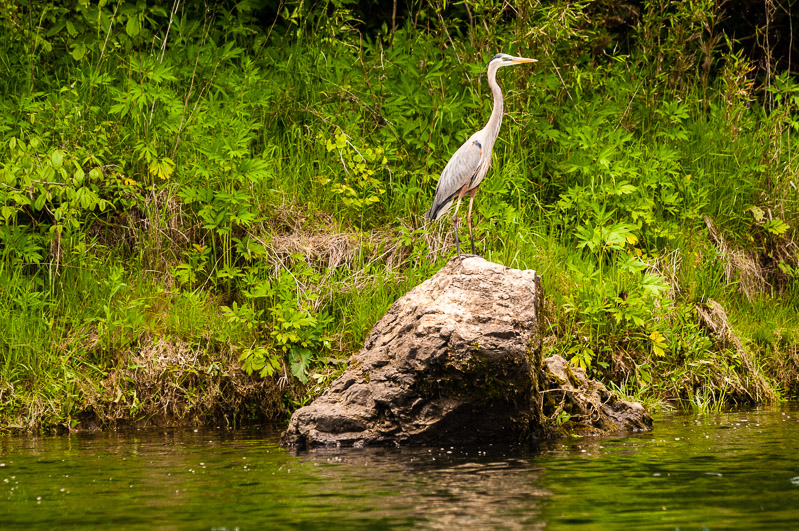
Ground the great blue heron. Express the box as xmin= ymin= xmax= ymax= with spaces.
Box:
xmin=424 ymin=53 xmax=537 ymax=257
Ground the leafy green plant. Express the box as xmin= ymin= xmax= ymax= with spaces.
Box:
xmin=224 ymin=256 xmax=333 ymax=385
xmin=318 ymin=128 xmax=388 ymax=213
xmin=89 ymin=265 xmax=145 ymax=360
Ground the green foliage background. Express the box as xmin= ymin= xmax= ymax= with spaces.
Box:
xmin=1 ymin=0 xmax=798 ymax=430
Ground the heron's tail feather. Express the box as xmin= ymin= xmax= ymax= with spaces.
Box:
xmin=424 ymin=190 xmax=459 ymax=221
xmin=423 ymin=203 xmax=439 ymax=221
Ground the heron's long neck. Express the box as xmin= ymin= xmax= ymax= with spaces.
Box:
xmin=484 ymin=63 xmax=504 ymax=150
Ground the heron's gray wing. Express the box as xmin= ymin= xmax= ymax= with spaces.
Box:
xmin=424 ymin=136 xmax=484 ymax=220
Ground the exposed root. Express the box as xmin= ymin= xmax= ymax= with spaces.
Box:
xmin=541 ymin=354 xmax=652 ymax=436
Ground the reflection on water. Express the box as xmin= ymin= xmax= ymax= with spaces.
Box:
xmin=1 ymin=404 xmax=798 ymax=529
xmin=293 ymin=447 xmax=550 ymax=530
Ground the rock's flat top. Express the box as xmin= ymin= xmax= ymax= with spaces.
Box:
xmin=282 ymin=256 xmax=544 ymax=448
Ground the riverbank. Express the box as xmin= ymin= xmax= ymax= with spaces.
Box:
xmin=1 ymin=2 xmax=798 ymax=433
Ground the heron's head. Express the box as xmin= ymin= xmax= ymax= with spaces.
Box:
xmin=489 ymin=53 xmax=537 ymax=68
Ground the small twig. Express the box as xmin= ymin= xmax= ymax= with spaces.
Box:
xmin=173 ymin=8 xmax=218 ymax=157
xmin=96 ymin=1 xmax=121 ymax=68
xmin=390 ymin=0 xmax=397 ymax=45
xmin=434 ymin=3 xmax=470 ymax=84
xmin=614 ymin=83 xmax=642 ymax=132
xmin=159 ymin=0 xmax=181 ymax=63
xmin=542 ymin=46 xmax=572 ymax=101
xmin=147 ymin=0 xmax=180 ymax=130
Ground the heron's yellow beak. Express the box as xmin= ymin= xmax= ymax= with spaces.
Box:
xmin=513 ymin=57 xmax=538 ymax=63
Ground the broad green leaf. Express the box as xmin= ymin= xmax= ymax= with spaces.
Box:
xmin=126 ymin=16 xmax=140 ymax=37
xmin=748 ymin=206 xmax=765 ymax=222
xmin=51 ymin=150 xmax=64 ymax=169
xmin=34 ymin=194 xmax=47 ymax=211
xmin=71 ymin=43 xmax=86 ymax=61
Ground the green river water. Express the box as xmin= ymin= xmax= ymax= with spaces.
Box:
xmin=2 ymin=404 xmax=798 ymax=529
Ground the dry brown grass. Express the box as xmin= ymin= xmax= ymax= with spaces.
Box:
xmin=78 ymin=336 xmax=290 ymax=429
xmin=244 ymin=201 xmax=450 ymax=311
xmin=693 ymin=298 xmax=777 ymax=402
xmin=648 ymin=248 xmax=682 ymax=300
xmin=761 ymin=333 xmax=799 ymax=397
xmin=704 ymin=216 xmax=768 ymax=300
xmin=694 ymin=299 xmax=744 ymax=351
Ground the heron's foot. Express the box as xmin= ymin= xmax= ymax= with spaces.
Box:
xmin=458 ymin=253 xmax=480 ymax=259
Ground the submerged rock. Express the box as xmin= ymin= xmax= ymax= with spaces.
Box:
xmin=542 ymin=354 xmax=652 ymax=435
xmin=282 ymin=256 xmax=652 ymax=448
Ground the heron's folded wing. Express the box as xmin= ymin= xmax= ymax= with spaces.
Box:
xmin=426 ymin=138 xmax=483 ymax=220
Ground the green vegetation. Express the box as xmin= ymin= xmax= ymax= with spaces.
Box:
xmin=1 ymin=1 xmax=798 ymax=431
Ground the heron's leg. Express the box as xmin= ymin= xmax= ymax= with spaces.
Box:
xmin=451 ymin=186 xmax=468 ymax=257
xmin=466 ymin=188 xmax=479 ymax=256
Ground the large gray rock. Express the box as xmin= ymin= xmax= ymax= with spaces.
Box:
xmin=282 ymin=256 xmax=544 ymax=448
xmin=281 ymin=256 xmax=653 ymax=448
